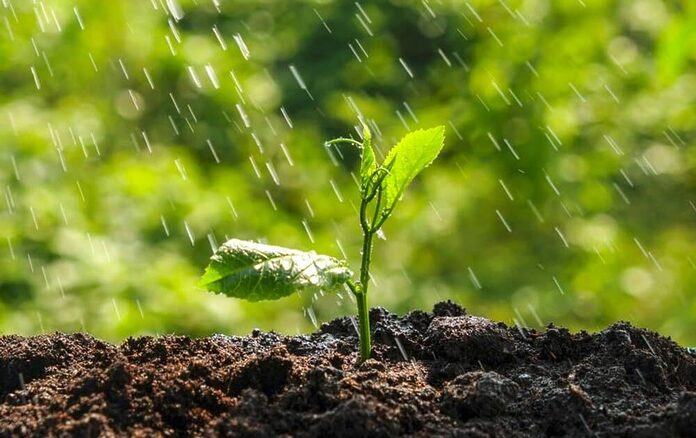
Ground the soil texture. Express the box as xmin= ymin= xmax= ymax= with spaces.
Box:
xmin=1 ymin=302 xmax=695 ymax=437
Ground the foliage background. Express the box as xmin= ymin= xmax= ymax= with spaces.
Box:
xmin=1 ymin=0 xmax=695 ymax=344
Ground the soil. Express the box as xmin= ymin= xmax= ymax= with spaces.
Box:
xmin=1 ymin=302 xmax=695 ymax=437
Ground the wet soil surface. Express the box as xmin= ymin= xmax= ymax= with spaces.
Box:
xmin=1 ymin=302 xmax=695 ymax=437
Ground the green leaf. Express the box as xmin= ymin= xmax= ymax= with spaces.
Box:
xmin=380 ymin=126 xmax=445 ymax=215
xmin=359 ymin=124 xmax=377 ymax=194
xmin=199 ymin=239 xmax=353 ymax=301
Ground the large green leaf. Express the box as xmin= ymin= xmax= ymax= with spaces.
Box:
xmin=359 ymin=124 xmax=377 ymax=193
xmin=199 ymin=239 xmax=353 ymax=301
xmin=381 ymin=126 xmax=445 ymax=214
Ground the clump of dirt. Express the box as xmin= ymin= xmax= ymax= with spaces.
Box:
xmin=1 ymin=302 xmax=695 ymax=436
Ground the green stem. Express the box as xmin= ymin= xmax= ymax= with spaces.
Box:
xmin=356 ymin=216 xmax=374 ymax=361
xmin=356 ymin=285 xmax=371 ymax=360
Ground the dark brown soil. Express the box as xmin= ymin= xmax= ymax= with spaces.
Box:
xmin=1 ymin=302 xmax=695 ymax=437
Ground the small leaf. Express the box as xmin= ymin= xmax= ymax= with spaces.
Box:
xmin=381 ymin=126 xmax=445 ymax=214
xmin=199 ymin=239 xmax=353 ymax=301
xmin=359 ymin=124 xmax=377 ymax=194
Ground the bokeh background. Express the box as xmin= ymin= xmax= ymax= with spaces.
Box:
xmin=2 ymin=0 xmax=696 ymax=344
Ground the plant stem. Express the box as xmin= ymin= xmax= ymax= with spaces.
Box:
xmin=355 ymin=285 xmax=371 ymax=360
xmin=356 ymin=205 xmax=375 ymax=361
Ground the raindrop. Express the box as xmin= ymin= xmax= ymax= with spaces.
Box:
xmin=544 ymin=171 xmax=560 ymax=195
xmin=206 ymin=139 xmax=220 ymax=163
xmin=394 ymin=337 xmax=409 ymax=361
xmin=184 ymin=221 xmax=195 ymax=245
xmin=73 ymin=6 xmax=84 ymax=30
xmin=503 ymin=138 xmax=520 ymax=160
xmin=10 ymin=155 xmax=20 ymax=180
xmin=212 ymin=25 xmax=227 ymax=50
xmin=526 ymin=199 xmax=544 ymax=223
xmin=568 ymin=82 xmax=586 ymax=101
xmin=613 ymin=183 xmax=630 ymax=205
xmin=175 ymin=158 xmax=188 ymax=180
xmin=280 ymin=106 xmax=293 ymax=128
xmin=29 ymin=206 xmax=39 ymax=230
xmin=496 ymin=209 xmax=512 ymax=233
xmin=141 ymin=130 xmax=153 ymax=153
xmin=508 ymin=88 xmax=523 ymax=107
xmin=4 ymin=16 xmax=14 ymax=41
xmin=88 ymin=52 xmax=98 ymax=71
xmin=498 ymin=178 xmax=514 ymax=201
xmin=448 ymin=121 xmax=463 ymax=140
xmin=207 ymin=233 xmax=219 ymax=253
xmin=143 ymin=67 xmax=155 ymax=89
xmin=41 ymin=266 xmax=49 ymax=289
xmin=6 ymin=237 xmax=14 ymax=260
xmin=248 ymin=155 xmax=261 ymax=178
xmin=233 ymin=33 xmax=250 ymax=60
xmin=302 ymin=219 xmax=315 ymax=243
xmin=329 ymin=179 xmax=343 ymax=202
xmin=236 ymin=103 xmax=250 ymax=128
xmin=604 ymin=84 xmax=620 ymax=103
xmin=555 ymin=227 xmax=569 ymax=248
xmin=187 ymin=65 xmax=203 ymax=88
xmin=527 ymin=304 xmax=543 ymax=326
xmin=265 ymin=161 xmax=280 ymax=185
xmin=492 ymin=81 xmax=511 ymax=105
xmin=487 ymin=27 xmax=504 ymax=46
xmin=166 ymin=0 xmax=184 ymax=21
xmin=468 ymin=267 xmax=482 ymax=289
xmin=136 ymin=299 xmax=144 ymax=319
xmin=265 ymin=190 xmax=277 ymax=210
xmin=160 ymin=215 xmax=170 ymax=236
xmin=552 ymin=276 xmax=565 ymax=295
xmin=205 ymin=64 xmax=219 ymax=88
xmin=75 ymin=180 xmax=86 ymax=202
xmin=396 ymin=110 xmax=410 ymax=131
xmin=314 ymin=9 xmax=332 ymax=33
xmin=403 ymin=101 xmax=418 ymax=123
xmin=348 ymin=43 xmax=362 ymax=62
xmin=30 ymin=66 xmax=41 ymax=89
xmin=41 ymin=52 xmax=53 ymax=77
xmin=168 ymin=18 xmax=181 ymax=43
xmin=437 ymin=48 xmax=452 ymax=67
xmin=112 ymin=298 xmax=121 ymax=320
xmin=289 ymin=65 xmax=312 ymax=99
xmin=487 ymin=132 xmax=501 ymax=151
xmin=128 ymin=89 xmax=141 ymax=111
xmin=169 ymin=92 xmax=181 ymax=113
xmin=279 ymin=143 xmax=294 ymax=166
xmin=226 ymin=196 xmax=239 ymax=220
xmin=304 ymin=199 xmax=315 ymax=217
xmin=305 ymin=306 xmax=318 ymax=329
xmin=429 ymin=202 xmax=443 ymax=221
xmin=168 ymin=115 xmax=179 ymax=135
xmin=398 ymin=57 xmax=414 ymax=78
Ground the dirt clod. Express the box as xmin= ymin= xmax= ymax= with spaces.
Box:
xmin=1 ymin=303 xmax=694 ymax=436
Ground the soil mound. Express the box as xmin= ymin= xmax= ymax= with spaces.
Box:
xmin=1 ymin=302 xmax=694 ymax=437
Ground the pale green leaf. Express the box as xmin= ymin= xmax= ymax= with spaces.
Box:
xmin=381 ymin=126 xmax=445 ymax=214
xmin=199 ymin=239 xmax=353 ymax=301
xmin=359 ymin=124 xmax=377 ymax=193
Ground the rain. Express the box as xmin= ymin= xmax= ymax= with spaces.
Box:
xmin=0 ymin=0 xmax=693 ymax=355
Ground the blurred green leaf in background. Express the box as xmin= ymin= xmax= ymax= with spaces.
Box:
xmin=1 ymin=0 xmax=696 ymax=344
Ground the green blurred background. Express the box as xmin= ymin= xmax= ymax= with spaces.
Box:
xmin=2 ymin=0 xmax=696 ymax=344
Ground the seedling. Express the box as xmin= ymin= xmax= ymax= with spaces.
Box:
xmin=199 ymin=125 xmax=445 ymax=361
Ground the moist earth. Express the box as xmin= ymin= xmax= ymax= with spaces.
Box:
xmin=0 ymin=302 xmax=695 ymax=437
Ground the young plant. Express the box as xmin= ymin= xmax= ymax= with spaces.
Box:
xmin=199 ymin=125 xmax=445 ymax=361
